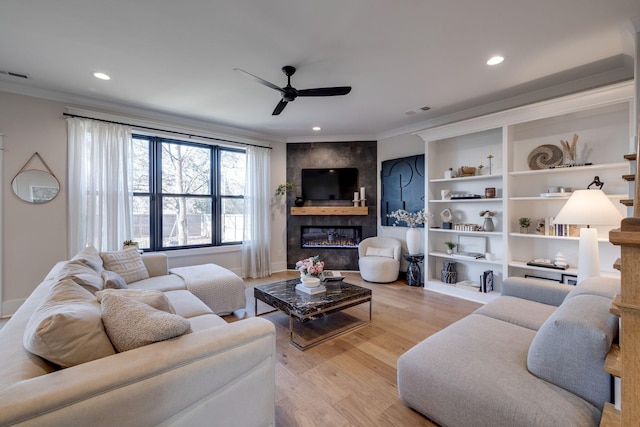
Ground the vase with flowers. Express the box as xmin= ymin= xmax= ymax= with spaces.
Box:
xmin=479 ymin=210 xmax=497 ymax=232
xmin=295 ymin=255 xmax=325 ymax=288
xmin=387 ymin=208 xmax=429 ymax=254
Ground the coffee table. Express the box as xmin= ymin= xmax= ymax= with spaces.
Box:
xmin=254 ymin=278 xmax=372 ymax=350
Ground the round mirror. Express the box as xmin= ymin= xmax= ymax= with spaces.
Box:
xmin=12 ymin=170 xmax=60 ymax=203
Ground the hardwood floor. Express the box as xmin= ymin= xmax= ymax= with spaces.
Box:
xmin=225 ymin=271 xmax=481 ymax=427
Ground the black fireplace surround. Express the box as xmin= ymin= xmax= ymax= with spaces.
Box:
xmin=286 ymin=141 xmax=377 ymax=271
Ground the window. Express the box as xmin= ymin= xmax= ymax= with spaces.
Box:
xmin=132 ymin=135 xmax=245 ymax=250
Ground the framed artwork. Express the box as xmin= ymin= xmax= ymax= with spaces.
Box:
xmin=561 ymin=274 xmax=578 ymax=285
xmin=380 ymin=154 xmax=425 ymax=227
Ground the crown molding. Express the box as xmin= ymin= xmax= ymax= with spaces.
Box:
xmin=0 ymin=80 xmax=284 ymax=145
xmin=378 ymin=65 xmax=633 ymax=141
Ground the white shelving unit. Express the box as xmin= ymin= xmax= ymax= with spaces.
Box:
xmin=416 ymin=82 xmax=634 ymax=303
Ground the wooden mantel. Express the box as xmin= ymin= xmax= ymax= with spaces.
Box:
xmin=290 ymin=206 xmax=368 ymax=216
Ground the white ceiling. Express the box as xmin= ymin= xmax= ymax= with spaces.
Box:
xmin=1 ymin=0 xmax=639 ymax=142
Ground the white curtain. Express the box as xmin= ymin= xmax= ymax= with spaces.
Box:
xmin=242 ymin=145 xmax=271 ymax=278
xmin=67 ymin=117 xmax=133 ymax=255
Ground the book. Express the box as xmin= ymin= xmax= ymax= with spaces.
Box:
xmin=456 ymin=280 xmax=480 ymax=292
xmin=295 ymin=283 xmax=327 ymax=294
xmin=480 ymin=270 xmax=494 ymax=293
xmin=320 ymin=271 xmax=344 ymax=282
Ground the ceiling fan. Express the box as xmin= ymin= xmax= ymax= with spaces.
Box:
xmin=234 ymin=65 xmax=352 ymax=115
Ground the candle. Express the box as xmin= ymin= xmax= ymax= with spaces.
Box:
xmin=354 ymin=191 xmax=359 ymax=201
xmin=360 ymin=187 xmax=365 ymax=200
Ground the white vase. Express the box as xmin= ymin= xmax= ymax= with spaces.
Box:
xmin=406 ymin=228 xmax=421 ymax=254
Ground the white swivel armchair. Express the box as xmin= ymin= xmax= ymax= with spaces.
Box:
xmin=358 ymin=237 xmax=402 ymax=283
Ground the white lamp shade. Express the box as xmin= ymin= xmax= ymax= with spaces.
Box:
xmin=553 ymin=189 xmax=623 ymax=283
xmin=553 ymin=189 xmax=623 ymax=226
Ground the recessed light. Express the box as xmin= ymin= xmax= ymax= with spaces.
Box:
xmin=487 ymin=56 xmax=504 ymax=66
xmin=93 ymin=72 xmax=111 ymax=80
xmin=312 ymin=126 xmax=321 ymax=131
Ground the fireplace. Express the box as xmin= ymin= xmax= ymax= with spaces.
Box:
xmin=301 ymin=226 xmax=362 ymax=249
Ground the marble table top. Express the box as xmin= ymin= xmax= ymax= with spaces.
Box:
xmin=254 ymin=278 xmax=372 ymax=320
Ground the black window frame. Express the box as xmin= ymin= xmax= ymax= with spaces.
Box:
xmin=132 ymin=134 xmax=245 ymax=251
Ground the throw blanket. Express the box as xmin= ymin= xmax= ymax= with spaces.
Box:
xmin=169 ymin=264 xmax=246 ymax=315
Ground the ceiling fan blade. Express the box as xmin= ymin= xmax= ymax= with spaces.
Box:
xmin=297 ymin=86 xmax=352 ymax=97
xmin=234 ymin=68 xmax=285 ymax=94
xmin=272 ymin=99 xmax=288 ymax=115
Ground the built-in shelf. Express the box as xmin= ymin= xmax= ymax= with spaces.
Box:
xmin=290 ymin=206 xmax=368 ymax=216
xmin=429 ymin=174 xmax=502 ymax=183
xmin=430 ymin=198 xmax=503 ymax=203
xmin=509 ymin=260 xmax=578 ymax=275
xmin=508 ymin=162 xmax=627 ymax=177
xmin=429 ymin=251 xmax=502 ymax=265
xmin=424 ymin=280 xmax=500 ymax=304
xmin=508 ymin=232 xmax=610 ymax=242
xmin=508 ymin=261 xmax=620 ymax=278
xmin=430 ymin=229 xmax=502 ymax=236
xmin=510 ymin=194 xmax=627 ymax=201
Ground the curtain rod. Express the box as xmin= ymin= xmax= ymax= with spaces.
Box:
xmin=63 ymin=113 xmax=272 ymax=150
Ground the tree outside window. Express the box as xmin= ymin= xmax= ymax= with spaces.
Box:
xmin=131 ymin=135 xmax=245 ymax=250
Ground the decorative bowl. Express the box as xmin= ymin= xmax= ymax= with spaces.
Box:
xmin=301 ymin=277 xmax=321 ymax=288
xmin=459 ymin=166 xmax=476 ymax=176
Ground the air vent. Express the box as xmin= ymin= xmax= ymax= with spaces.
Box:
xmin=0 ymin=70 xmax=29 ymax=79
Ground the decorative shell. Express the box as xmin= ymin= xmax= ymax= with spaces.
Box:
xmin=527 ymin=144 xmax=563 ymax=170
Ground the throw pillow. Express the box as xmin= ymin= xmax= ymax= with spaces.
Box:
xmin=55 ymin=260 xmax=104 ymax=293
xmin=527 ymin=294 xmax=618 ymax=408
xmin=101 ymin=270 xmax=128 ymax=290
xmin=95 ymin=288 xmax=176 ymax=314
xmin=365 ymin=247 xmax=394 ymax=258
xmin=23 ymin=279 xmax=116 ymax=367
xmin=99 ymin=247 xmax=149 ymax=284
xmin=101 ymin=293 xmax=190 ymax=352
xmin=70 ymin=245 xmax=104 ymax=273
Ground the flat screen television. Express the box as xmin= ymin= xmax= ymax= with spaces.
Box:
xmin=301 ymin=168 xmax=358 ymax=201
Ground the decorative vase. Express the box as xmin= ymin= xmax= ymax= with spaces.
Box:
xmin=441 ymin=261 xmax=457 ymax=284
xmin=294 ymin=197 xmax=304 ymax=207
xmin=482 ymin=217 xmax=494 ymax=232
xmin=406 ymin=228 xmax=421 ymax=254
xmin=520 ymin=227 xmax=529 ymax=234
xmin=446 ymin=249 xmax=453 ymax=255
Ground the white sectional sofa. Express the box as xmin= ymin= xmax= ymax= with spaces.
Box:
xmin=0 ymin=247 xmax=276 ymax=427
xmin=398 ymin=276 xmax=619 ymax=427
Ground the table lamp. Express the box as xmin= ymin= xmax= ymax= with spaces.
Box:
xmin=553 ymin=188 xmax=623 ymax=282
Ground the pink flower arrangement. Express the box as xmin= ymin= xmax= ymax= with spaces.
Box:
xmin=295 ymin=255 xmax=325 ymax=277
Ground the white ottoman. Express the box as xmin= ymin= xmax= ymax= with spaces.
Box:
xmin=169 ymin=264 xmax=247 ymax=315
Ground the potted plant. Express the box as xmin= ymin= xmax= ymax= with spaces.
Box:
xmin=122 ymin=239 xmax=138 ymax=249
xmin=444 ymin=241 xmax=456 ymax=255
xmin=519 ymin=217 xmax=532 ymax=233
xmin=274 ymin=182 xmax=295 ymax=197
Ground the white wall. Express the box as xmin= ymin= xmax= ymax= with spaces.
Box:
xmin=0 ymin=91 xmax=288 ymax=316
xmin=269 ymin=140 xmax=288 ymax=272
xmin=0 ymin=92 xmax=68 ymax=316
xmin=377 ymin=133 xmax=425 ymax=270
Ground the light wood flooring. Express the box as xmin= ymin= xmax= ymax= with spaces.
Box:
xmin=225 ymin=271 xmax=481 ymax=427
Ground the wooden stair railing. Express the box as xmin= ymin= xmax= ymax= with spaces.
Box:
xmin=605 ymin=218 xmax=640 ymax=426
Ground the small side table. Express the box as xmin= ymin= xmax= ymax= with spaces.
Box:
xmin=403 ymin=253 xmax=424 ymax=287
